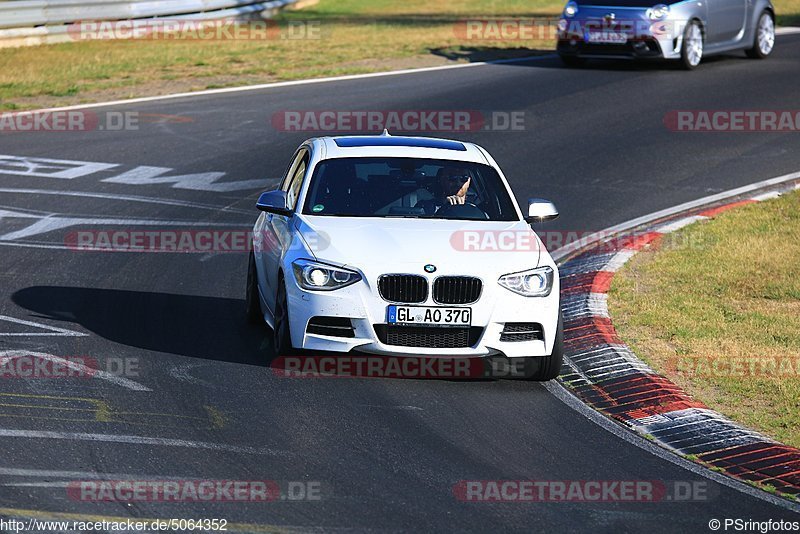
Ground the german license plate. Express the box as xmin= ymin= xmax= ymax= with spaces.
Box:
xmin=387 ymin=305 xmax=471 ymax=327
xmin=587 ymin=31 xmax=627 ymax=43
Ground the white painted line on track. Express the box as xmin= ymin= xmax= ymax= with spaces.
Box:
xmin=751 ymin=190 xmax=784 ymax=201
xmin=776 ymin=26 xmax=800 ymax=35
xmin=653 ymin=215 xmax=708 ymax=234
xmin=0 ymin=467 xmax=170 ymax=479
xmin=0 ymin=188 xmax=254 ymax=215
xmin=0 ymin=214 xmax=249 ymax=244
xmin=3 ymin=482 xmax=84 ymax=488
xmin=20 ymin=55 xmax=557 ymax=114
xmin=0 ymin=428 xmax=288 ymax=456
xmin=0 ymin=351 xmax=150 ymax=391
xmin=168 ymin=363 xmax=214 ymax=388
xmin=0 ymin=316 xmax=87 ymax=337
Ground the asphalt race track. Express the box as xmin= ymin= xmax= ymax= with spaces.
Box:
xmin=1 ymin=35 xmax=799 ymax=532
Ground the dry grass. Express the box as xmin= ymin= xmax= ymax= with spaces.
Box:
xmin=609 ymin=190 xmax=800 ymax=447
xmin=776 ymin=0 xmax=800 ymax=24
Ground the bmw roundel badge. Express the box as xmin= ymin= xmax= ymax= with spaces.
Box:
xmin=424 ymin=264 xmax=437 ymax=273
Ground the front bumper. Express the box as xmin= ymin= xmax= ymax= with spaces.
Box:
xmin=556 ymin=14 xmax=685 ymax=60
xmin=557 ymin=36 xmax=666 ymax=59
xmin=286 ymin=272 xmax=560 ymax=358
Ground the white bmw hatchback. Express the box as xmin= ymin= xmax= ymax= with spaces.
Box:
xmin=246 ymin=134 xmax=563 ymax=380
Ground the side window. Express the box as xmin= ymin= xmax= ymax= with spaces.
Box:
xmin=280 ymin=148 xmax=306 ymax=191
xmin=286 ymin=152 xmax=309 ymax=210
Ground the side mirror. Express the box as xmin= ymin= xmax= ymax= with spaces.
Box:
xmin=256 ymin=190 xmax=292 ymax=216
xmin=525 ymin=198 xmax=559 ymax=223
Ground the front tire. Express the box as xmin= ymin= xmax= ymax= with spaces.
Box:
xmin=273 ymin=276 xmax=296 ymax=356
xmin=245 ymin=251 xmax=263 ymax=325
xmin=522 ymin=313 xmax=564 ymax=381
xmin=680 ymin=20 xmax=704 ymax=70
xmin=746 ymin=10 xmax=775 ymax=59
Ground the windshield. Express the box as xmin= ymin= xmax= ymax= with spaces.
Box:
xmin=302 ymin=157 xmax=519 ymax=221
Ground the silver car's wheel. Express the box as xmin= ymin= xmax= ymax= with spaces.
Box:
xmin=747 ymin=11 xmax=775 ymax=58
xmin=681 ymin=21 xmax=704 ymax=69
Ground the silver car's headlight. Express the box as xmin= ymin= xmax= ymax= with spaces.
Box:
xmin=564 ymin=1 xmax=579 ymax=17
xmin=292 ymin=259 xmax=361 ymax=291
xmin=646 ymin=4 xmax=669 ymax=20
xmin=498 ymin=266 xmax=554 ymax=297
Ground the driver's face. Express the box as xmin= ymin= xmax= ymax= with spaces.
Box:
xmin=439 ymin=168 xmax=469 ymax=195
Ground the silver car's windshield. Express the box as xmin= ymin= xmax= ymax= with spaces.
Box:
xmin=302 ymin=157 xmax=519 ymax=221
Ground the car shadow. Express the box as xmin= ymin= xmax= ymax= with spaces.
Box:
xmin=430 ymin=45 xmax=751 ymax=71
xmin=11 ymin=286 xmax=506 ymax=381
xmin=429 ymin=45 xmax=556 ymax=63
xmin=561 ymin=52 xmax=750 ymax=71
xmin=11 ymin=286 xmax=270 ymax=366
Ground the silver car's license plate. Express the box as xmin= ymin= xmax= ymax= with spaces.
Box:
xmin=387 ymin=305 xmax=471 ymax=327
xmin=587 ymin=31 xmax=627 ymax=43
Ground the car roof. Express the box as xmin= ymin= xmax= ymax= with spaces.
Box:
xmin=313 ymin=135 xmax=490 ymax=164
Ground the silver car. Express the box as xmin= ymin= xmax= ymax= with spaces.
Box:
xmin=556 ymin=0 xmax=776 ymax=69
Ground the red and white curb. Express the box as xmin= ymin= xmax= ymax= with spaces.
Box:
xmin=556 ymin=179 xmax=800 ymax=501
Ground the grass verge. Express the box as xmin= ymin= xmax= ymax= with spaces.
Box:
xmin=0 ymin=0 xmax=562 ymax=111
xmin=609 ymin=190 xmax=800 ymax=448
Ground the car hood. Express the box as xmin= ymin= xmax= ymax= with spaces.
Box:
xmin=294 ymin=215 xmax=543 ymax=278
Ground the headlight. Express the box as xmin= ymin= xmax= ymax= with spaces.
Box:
xmin=498 ymin=266 xmax=554 ymax=297
xmin=564 ymin=1 xmax=579 ymax=17
xmin=646 ymin=4 xmax=669 ymax=20
xmin=292 ymin=259 xmax=361 ymax=291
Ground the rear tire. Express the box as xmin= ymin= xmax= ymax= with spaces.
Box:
xmin=273 ymin=276 xmax=296 ymax=356
xmin=745 ymin=10 xmax=775 ymax=59
xmin=522 ymin=313 xmax=564 ymax=381
xmin=245 ymin=251 xmax=263 ymax=325
xmin=680 ymin=20 xmax=704 ymax=70
xmin=559 ymin=54 xmax=586 ymax=68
